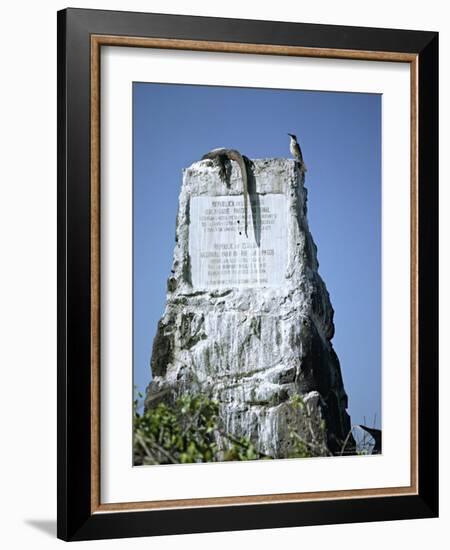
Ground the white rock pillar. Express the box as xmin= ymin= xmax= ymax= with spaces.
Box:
xmin=145 ymin=158 xmax=352 ymax=458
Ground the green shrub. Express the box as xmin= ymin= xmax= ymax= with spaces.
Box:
xmin=133 ymin=392 xmax=339 ymax=465
xmin=133 ymin=395 xmax=262 ymax=465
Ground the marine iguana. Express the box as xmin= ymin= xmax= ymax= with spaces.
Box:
xmin=201 ymin=148 xmax=252 ymax=237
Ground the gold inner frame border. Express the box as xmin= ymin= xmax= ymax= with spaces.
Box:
xmin=90 ymin=35 xmax=419 ymax=514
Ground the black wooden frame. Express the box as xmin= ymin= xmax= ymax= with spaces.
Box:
xmin=57 ymin=7 xmax=438 ymax=541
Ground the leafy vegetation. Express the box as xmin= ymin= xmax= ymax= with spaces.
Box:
xmin=133 ymin=394 xmax=263 ymax=465
xmin=133 ymin=392 xmax=344 ymax=465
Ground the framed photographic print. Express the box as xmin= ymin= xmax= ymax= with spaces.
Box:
xmin=57 ymin=8 xmax=438 ymax=541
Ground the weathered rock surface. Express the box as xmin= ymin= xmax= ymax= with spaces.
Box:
xmin=145 ymin=157 xmax=353 ymax=457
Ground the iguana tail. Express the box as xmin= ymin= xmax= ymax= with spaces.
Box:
xmin=226 ymin=150 xmax=249 ymax=237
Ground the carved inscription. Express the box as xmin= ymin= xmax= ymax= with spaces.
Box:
xmin=189 ymin=194 xmax=287 ymax=289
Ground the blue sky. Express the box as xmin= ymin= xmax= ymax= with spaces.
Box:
xmin=133 ymin=82 xmax=381 ymax=429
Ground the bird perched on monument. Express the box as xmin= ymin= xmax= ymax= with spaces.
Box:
xmin=288 ymin=133 xmax=307 ymax=172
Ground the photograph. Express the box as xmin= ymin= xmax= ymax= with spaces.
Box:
xmin=0 ymin=0 xmax=444 ymax=547
xmin=54 ymin=7 xmax=438 ymax=541
xmin=132 ymin=83 xmax=382 ymax=466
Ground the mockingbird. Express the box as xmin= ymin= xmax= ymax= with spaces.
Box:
xmin=288 ymin=133 xmax=307 ymax=172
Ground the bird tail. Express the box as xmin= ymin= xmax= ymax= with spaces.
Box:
xmin=297 ymin=160 xmax=307 ymax=173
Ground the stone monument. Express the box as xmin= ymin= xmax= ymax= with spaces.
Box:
xmin=145 ymin=155 xmax=353 ymax=458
